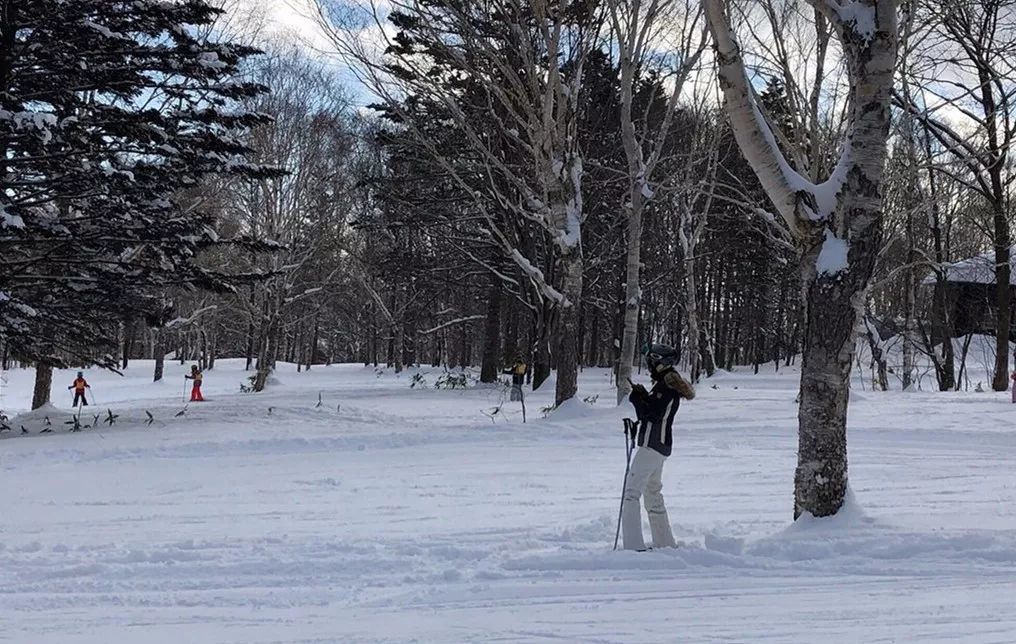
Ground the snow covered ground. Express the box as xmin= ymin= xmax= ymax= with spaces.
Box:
xmin=3 ymin=358 xmax=1016 ymax=643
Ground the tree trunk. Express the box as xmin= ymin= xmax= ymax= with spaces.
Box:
xmin=699 ymin=323 xmax=717 ymax=377
xmin=208 ymin=330 xmax=217 ymax=371
xmin=504 ymin=309 xmax=519 ymax=366
xmin=122 ymin=320 xmax=134 ymax=369
xmin=153 ymin=330 xmax=166 ymax=382
xmin=684 ymin=255 xmax=702 ymax=381
xmin=901 ymin=207 xmax=917 ymax=390
xmin=32 ymin=363 xmax=53 ymax=410
xmin=532 ymin=308 xmax=551 ymax=391
xmin=992 ymin=212 xmax=1011 ymax=391
xmin=796 ymin=266 xmax=865 ymax=518
xmin=253 ymin=316 xmax=279 ymax=392
xmin=309 ymin=315 xmax=320 ymax=370
xmin=616 ymin=199 xmax=643 ymax=403
xmin=199 ymin=329 xmax=209 ymax=371
xmin=864 ymin=320 xmax=889 ymax=391
xmin=923 ymin=115 xmax=954 ymax=390
xmin=245 ymin=321 xmax=255 ymax=371
xmin=588 ymin=309 xmax=600 ymax=366
xmin=459 ymin=322 xmax=469 ymax=369
xmin=554 ymin=252 xmax=583 ymax=405
xmin=974 ymin=50 xmax=1012 ymax=391
xmin=480 ymin=282 xmax=502 ymax=383
xmin=393 ymin=321 xmax=405 ymax=374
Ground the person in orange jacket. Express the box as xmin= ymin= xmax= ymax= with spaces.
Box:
xmin=185 ymin=365 xmax=205 ymax=402
xmin=68 ymin=371 xmax=90 ymax=407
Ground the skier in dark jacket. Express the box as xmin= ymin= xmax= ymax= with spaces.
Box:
xmin=503 ymin=357 xmax=527 ymax=402
xmin=623 ymin=344 xmax=695 ymax=551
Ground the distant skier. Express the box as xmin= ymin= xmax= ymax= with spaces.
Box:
xmin=623 ymin=344 xmax=695 ymax=551
xmin=1011 ymin=350 xmax=1016 ymax=403
xmin=185 ymin=365 xmax=205 ymax=402
xmin=503 ymin=356 xmax=527 ymax=402
xmin=68 ymin=372 xmax=90 ymax=407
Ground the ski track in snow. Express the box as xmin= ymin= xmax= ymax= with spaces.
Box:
xmin=2 ymin=359 xmax=1016 ymax=642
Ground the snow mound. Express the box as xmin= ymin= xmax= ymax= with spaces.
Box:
xmin=702 ymin=369 xmax=733 ymax=380
xmin=703 ymin=532 xmax=745 ymax=555
xmin=783 ymin=487 xmax=871 ymax=534
xmin=12 ymin=403 xmax=76 ymax=428
xmin=547 ymin=397 xmax=599 ymax=421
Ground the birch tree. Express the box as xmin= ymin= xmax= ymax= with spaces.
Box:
xmin=317 ymin=0 xmax=600 ymax=405
xmin=606 ymin=0 xmax=707 ymax=403
xmin=674 ymin=123 xmax=721 ymax=381
xmin=705 ymin=0 xmax=898 ymax=518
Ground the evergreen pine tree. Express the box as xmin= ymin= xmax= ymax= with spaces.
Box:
xmin=0 ymin=0 xmax=278 ymax=367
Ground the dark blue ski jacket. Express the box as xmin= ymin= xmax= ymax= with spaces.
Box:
xmin=628 ymin=369 xmax=694 ymax=457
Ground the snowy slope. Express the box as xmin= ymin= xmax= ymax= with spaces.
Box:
xmin=2 ymin=360 xmax=1016 ymax=643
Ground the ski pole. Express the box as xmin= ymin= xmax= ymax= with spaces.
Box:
xmin=609 ymin=418 xmax=633 ymax=548
xmin=182 ymin=377 xmax=188 ymax=403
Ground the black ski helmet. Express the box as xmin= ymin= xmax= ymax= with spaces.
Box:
xmin=645 ymin=344 xmax=679 ymax=373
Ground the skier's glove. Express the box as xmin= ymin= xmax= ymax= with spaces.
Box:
xmin=629 ymin=383 xmax=649 ymax=400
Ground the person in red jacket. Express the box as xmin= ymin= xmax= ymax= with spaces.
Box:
xmin=68 ymin=372 xmax=90 ymax=407
xmin=185 ymin=365 xmax=204 ymax=402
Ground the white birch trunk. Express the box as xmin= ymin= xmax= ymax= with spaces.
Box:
xmin=607 ymin=0 xmax=705 ymax=404
xmin=678 ymin=197 xmax=710 ymax=381
xmin=555 ymin=249 xmax=584 ymax=405
xmin=616 ymin=199 xmax=643 ymax=403
xmin=683 ymin=257 xmax=701 ymax=380
xmin=549 ymin=151 xmax=585 ymax=405
xmin=901 ymin=259 xmax=917 ymax=391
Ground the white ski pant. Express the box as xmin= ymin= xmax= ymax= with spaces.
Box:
xmin=622 ymin=447 xmax=677 ymax=551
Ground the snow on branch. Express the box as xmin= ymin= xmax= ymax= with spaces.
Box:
xmin=418 ymin=315 xmax=486 ymax=336
xmin=821 ymin=0 xmax=877 ymax=42
xmin=816 ymin=229 xmax=849 ymax=275
xmin=164 ymin=305 xmax=218 ymax=330
xmin=510 ymin=249 xmax=568 ymax=305
xmin=283 ymin=286 xmax=324 ymax=305
xmin=704 ymin=0 xmax=813 ymax=236
xmin=706 ymin=0 xmax=894 ymax=245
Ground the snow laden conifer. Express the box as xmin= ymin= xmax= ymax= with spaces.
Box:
xmin=0 ymin=0 xmax=277 ymax=368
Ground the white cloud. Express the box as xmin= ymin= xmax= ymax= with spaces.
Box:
xmin=241 ymin=0 xmax=334 ymax=51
